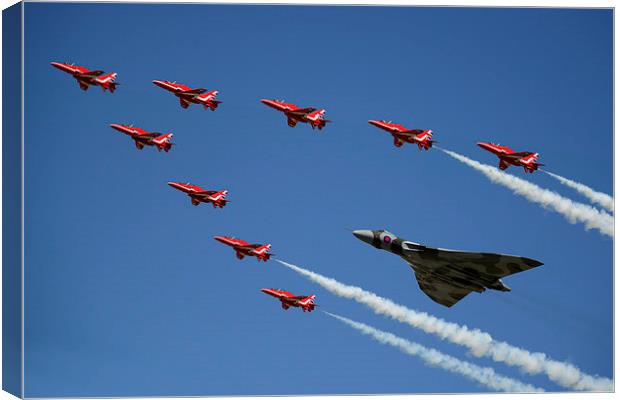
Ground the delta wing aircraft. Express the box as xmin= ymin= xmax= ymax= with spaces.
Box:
xmin=353 ymin=229 xmax=543 ymax=307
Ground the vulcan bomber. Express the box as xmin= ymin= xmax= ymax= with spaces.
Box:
xmin=352 ymin=229 xmax=543 ymax=307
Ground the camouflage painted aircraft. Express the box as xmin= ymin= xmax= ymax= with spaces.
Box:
xmin=352 ymin=229 xmax=543 ymax=307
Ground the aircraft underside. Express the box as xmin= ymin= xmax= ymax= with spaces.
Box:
xmin=401 ymin=250 xmax=532 ymax=307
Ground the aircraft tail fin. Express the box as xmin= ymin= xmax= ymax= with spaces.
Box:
xmin=307 ymin=109 xmax=330 ymax=130
xmin=96 ymin=72 xmax=117 ymax=83
xmin=209 ymin=190 xmax=229 ymax=207
xmin=96 ymin=72 xmax=118 ymax=92
xmin=255 ymin=244 xmax=273 ymax=261
xmin=300 ymin=295 xmax=316 ymax=311
xmin=153 ymin=134 xmax=174 ymax=152
xmin=198 ymin=91 xmax=220 ymax=110
xmin=306 ymin=109 xmax=328 ymax=121
xmin=197 ymin=90 xmax=218 ymax=100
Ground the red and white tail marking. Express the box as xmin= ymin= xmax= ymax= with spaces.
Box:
xmin=300 ymin=294 xmax=316 ymax=312
xmin=520 ymin=153 xmax=540 ymax=165
xmin=197 ymin=90 xmax=218 ymax=101
xmin=420 ymin=129 xmax=433 ymax=140
xmin=96 ymin=72 xmax=117 ymax=84
xmin=254 ymin=244 xmax=271 ymax=255
xmin=209 ymin=190 xmax=228 ymax=201
xmin=521 ymin=152 xmax=540 ymax=164
xmin=300 ymin=295 xmax=316 ymax=306
xmin=208 ymin=190 xmax=228 ymax=208
xmin=153 ymin=133 xmax=173 ymax=145
xmin=306 ymin=109 xmax=326 ymax=122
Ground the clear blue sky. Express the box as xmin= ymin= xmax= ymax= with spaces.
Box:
xmin=24 ymin=4 xmax=612 ymax=396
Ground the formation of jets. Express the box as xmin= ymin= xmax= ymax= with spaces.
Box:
xmin=51 ymin=60 xmax=548 ymax=310
xmin=51 ymin=61 xmax=546 ymax=175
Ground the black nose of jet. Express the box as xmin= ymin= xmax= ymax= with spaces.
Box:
xmin=352 ymin=230 xmax=375 ymax=246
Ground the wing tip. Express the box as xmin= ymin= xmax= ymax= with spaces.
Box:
xmin=527 ymin=258 xmax=544 ymax=268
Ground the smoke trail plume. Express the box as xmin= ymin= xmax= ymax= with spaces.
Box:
xmin=276 ymin=259 xmax=612 ymax=391
xmin=324 ymin=312 xmax=543 ymax=393
xmin=543 ymin=171 xmax=614 ymax=213
xmin=436 ymin=148 xmax=613 ymax=238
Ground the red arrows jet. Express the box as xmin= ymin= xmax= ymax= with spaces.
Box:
xmin=167 ymin=182 xmax=229 ymax=208
xmin=51 ymin=62 xmax=118 ymax=92
xmin=261 ymin=288 xmax=317 ymax=312
xmin=152 ymin=80 xmax=220 ymax=110
xmin=261 ymin=99 xmax=330 ymax=130
xmin=213 ymin=236 xmax=273 ymax=262
xmin=477 ymin=142 xmax=544 ymax=173
xmin=110 ymin=124 xmax=174 ymax=152
xmin=368 ymin=120 xmax=435 ymax=150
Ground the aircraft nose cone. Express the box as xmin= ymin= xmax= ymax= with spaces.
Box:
xmin=260 ymin=99 xmax=280 ymax=109
xmin=110 ymin=124 xmax=128 ymax=133
xmin=213 ymin=236 xmax=227 ymax=244
xmin=352 ymin=230 xmax=374 ymax=245
xmin=50 ymin=62 xmax=67 ymax=71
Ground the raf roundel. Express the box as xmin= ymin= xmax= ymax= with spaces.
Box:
xmin=383 ymin=235 xmax=392 ymax=244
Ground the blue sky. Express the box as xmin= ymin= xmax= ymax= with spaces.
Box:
xmin=24 ymin=4 xmax=612 ymax=396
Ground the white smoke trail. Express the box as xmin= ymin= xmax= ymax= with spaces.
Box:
xmin=324 ymin=312 xmax=544 ymax=393
xmin=276 ymin=259 xmax=613 ymax=391
xmin=437 ymin=148 xmax=613 ymax=238
xmin=543 ymin=171 xmax=614 ymax=213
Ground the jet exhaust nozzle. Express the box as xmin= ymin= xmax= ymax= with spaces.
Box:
xmin=488 ymin=279 xmax=511 ymax=292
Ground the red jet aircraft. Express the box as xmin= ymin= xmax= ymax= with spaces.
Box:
xmin=110 ymin=124 xmax=174 ymax=152
xmin=152 ymin=80 xmax=220 ymax=110
xmin=213 ymin=236 xmax=273 ymax=262
xmin=51 ymin=62 xmax=118 ymax=92
xmin=167 ymin=182 xmax=229 ymax=208
xmin=261 ymin=288 xmax=316 ymax=312
xmin=368 ymin=120 xmax=435 ymax=150
xmin=261 ymin=99 xmax=330 ymax=130
xmin=477 ymin=142 xmax=544 ymax=173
